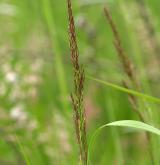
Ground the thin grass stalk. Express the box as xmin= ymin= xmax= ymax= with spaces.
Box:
xmin=118 ymin=0 xmax=155 ymax=123
xmin=118 ymin=2 xmax=160 ymax=163
xmin=104 ymin=7 xmax=139 ymax=89
xmin=103 ymin=6 xmax=144 ymax=122
xmin=67 ymin=0 xmax=88 ymax=164
xmin=104 ymin=6 xmax=154 ymax=164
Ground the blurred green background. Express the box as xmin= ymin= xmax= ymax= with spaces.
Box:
xmin=0 ymin=0 xmax=160 ymax=164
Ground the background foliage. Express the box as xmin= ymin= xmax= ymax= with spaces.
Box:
xmin=0 ymin=0 xmax=160 ymax=164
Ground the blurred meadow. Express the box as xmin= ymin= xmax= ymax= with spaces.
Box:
xmin=1 ymin=0 xmax=160 ymax=164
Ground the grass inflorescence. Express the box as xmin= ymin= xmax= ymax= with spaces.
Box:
xmin=1 ymin=0 xmax=160 ymax=164
xmin=67 ymin=0 xmax=88 ymax=164
xmin=104 ymin=6 xmax=155 ymax=163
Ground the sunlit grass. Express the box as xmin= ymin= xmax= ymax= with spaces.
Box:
xmin=0 ymin=0 xmax=160 ymax=164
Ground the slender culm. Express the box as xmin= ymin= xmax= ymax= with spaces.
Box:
xmin=104 ymin=7 xmax=138 ymax=87
xmin=104 ymin=6 xmax=154 ymax=163
xmin=67 ymin=0 xmax=88 ymax=164
xmin=104 ymin=7 xmax=142 ymax=113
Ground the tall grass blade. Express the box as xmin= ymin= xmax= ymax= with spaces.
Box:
xmin=87 ymin=75 xmax=160 ymax=104
xmin=87 ymin=120 xmax=160 ymax=164
xmin=106 ymin=120 xmax=160 ymax=135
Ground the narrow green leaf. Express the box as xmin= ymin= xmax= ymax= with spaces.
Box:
xmin=104 ymin=120 xmax=160 ymax=135
xmin=87 ymin=120 xmax=160 ymax=165
xmin=86 ymin=75 xmax=160 ymax=104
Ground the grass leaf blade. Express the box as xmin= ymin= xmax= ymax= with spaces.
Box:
xmin=87 ymin=75 xmax=160 ymax=104
xmin=87 ymin=120 xmax=160 ymax=164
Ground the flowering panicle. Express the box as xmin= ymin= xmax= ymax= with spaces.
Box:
xmin=104 ymin=7 xmax=140 ymax=89
xmin=67 ymin=0 xmax=87 ymax=164
xmin=104 ymin=6 xmax=154 ymax=162
xmin=104 ymin=7 xmax=141 ymax=108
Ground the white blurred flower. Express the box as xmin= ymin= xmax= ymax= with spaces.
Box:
xmin=10 ymin=104 xmax=27 ymax=121
xmin=0 ymin=3 xmax=18 ymax=16
xmin=5 ymin=71 xmax=18 ymax=83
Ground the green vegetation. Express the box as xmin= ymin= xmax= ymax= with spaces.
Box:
xmin=0 ymin=0 xmax=160 ymax=164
